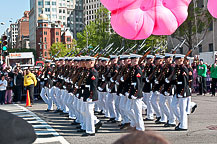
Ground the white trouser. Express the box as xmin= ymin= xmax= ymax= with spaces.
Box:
xmin=85 ymin=102 xmax=95 ymax=134
xmin=132 ymin=98 xmax=145 ymax=131
xmin=119 ymin=94 xmax=129 ymax=124
xmin=114 ymin=94 xmax=122 ymax=121
xmin=151 ymin=92 xmax=161 ymax=118
xmin=62 ymin=90 xmax=69 ymax=113
xmin=55 ymin=88 xmax=62 ymax=110
xmin=45 ymin=87 xmax=54 ymax=110
xmin=73 ymin=96 xmax=81 ymax=123
xmin=143 ymin=92 xmax=154 ymax=119
xmin=186 ymin=96 xmax=196 ymax=114
xmin=67 ymin=93 xmax=76 ymax=119
xmin=81 ymin=101 xmax=87 ymax=130
xmin=171 ymin=96 xmax=188 ymax=129
xmin=77 ymin=97 xmax=83 ymax=124
xmin=97 ymin=92 xmax=106 ymax=113
xmin=125 ymin=98 xmax=136 ymax=127
xmin=159 ymin=94 xmax=176 ymax=124
xmin=106 ymin=93 xmax=116 ymax=118
xmin=40 ymin=87 xmax=48 ymax=104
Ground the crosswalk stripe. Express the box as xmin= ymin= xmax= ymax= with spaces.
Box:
xmin=0 ymin=104 xmax=70 ymax=144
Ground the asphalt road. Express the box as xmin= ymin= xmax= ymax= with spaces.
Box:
xmin=1 ymin=94 xmax=217 ymax=144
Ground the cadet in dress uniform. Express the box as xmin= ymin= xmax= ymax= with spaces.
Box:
xmin=82 ymin=57 xmax=100 ymax=137
xmin=159 ymin=54 xmax=176 ymax=127
xmin=184 ymin=57 xmax=197 ymax=115
xmin=125 ymin=54 xmax=145 ymax=131
xmin=170 ymin=55 xmax=191 ymax=131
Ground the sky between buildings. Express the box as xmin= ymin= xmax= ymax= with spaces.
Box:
xmin=0 ymin=0 xmax=29 ymax=36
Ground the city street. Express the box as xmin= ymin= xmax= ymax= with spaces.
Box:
xmin=0 ymin=94 xmax=217 ymax=144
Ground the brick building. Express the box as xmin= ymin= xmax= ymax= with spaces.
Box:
xmin=36 ymin=13 xmax=61 ymax=60
xmin=16 ymin=11 xmax=30 ymax=49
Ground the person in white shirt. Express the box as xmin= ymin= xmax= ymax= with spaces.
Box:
xmin=0 ymin=75 xmax=8 ymax=105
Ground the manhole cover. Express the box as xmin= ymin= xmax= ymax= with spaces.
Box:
xmin=207 ymin=125 xmax=217 ymax=130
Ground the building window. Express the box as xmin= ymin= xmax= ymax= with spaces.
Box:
xmin=45 ymin=8 xmax=50 ymax=12
xmin=52 ymin=1 xmax=56 ymax=5
xmin=56 ymin=32 xmax=59 ymax=35
xmin=44 ymin=37 xmax=47 ymax=42
xmin=38 ymin=1 xmax=43 ymax=6
xmin=59 ymin=9 xmax=62 ymax=13
xmin=45 ymin=1 xmax=50 ymax=5
xmin=44 ymin=31 xmax=47 ymax=35
xmin=44 ymin=44 xmax=47 ymax=49
xmin=63 ymin=9 xmax=65 ymax=13
xmin=199 ymin=44 xmax=202 ymax=53
xmin=40 ymin=44 xmax=42 ymax=49
xmin=40 ymin=37 xmax=42 ymax=42
xmin=56 ymin=38 xmax=59 ymax=42
xmin=52 ymin=8 xmax=57 ymax=12
xmin=209 ymin=22 xmax=213 ymax=31
xmin=45 ymin=51 xmax=47 ymax=56
xmin=209 ymin=43 xmax=213 ymax=52
xmin=67 ymin=37 xmax=71 ymax=42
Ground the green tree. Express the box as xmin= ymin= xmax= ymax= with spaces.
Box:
xmin=50 ymin=42 xmax=76 ymax=57
xmin=171 ymin=2 xmax=213 ymax=54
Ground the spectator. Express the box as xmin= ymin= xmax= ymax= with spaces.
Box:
xmin=0 ymin=75 xmax=8 ymax=105
xmin=11 ymin=69 xmax=23 ymax=104
xmin=197 ymin=59 xmax=207 ymax=96
xmin=4 ymin=73 xmax=13 ymax=104
xmin=24 ymin=69 xmax=37 ymax=105
xmin=113 ymin=131 xmax=170 ymax=144
xmin=210 ymin=59 xmax=217 ymax=96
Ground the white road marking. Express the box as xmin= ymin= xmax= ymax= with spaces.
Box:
xmin=0 ymin=104 xmax=70 ymax=144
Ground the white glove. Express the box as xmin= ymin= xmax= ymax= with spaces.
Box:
xmin=102 ymin=75 xmax=105 ymax=81
xmin=106 ymin=84 xmax=111 ymax=92
xmin=115 ymin=81 xmax=119 ymax=85
xmin=120 ymin=76 xmax=124 ymax=82
xmin=125 ymin=92 xmax=129 ymax=97
xmin=63 ymin=86 xmax=66 ymax=89
xmin=164 ymin=91 xmax=169 ymax=96
xmin=131 ymin=95 xmax=137 ymax=100
xmin=146 ymin=78 xmax=150 ymax=83
xmin=110 ymin=78 xmax=114 ymax=83
xmin=75 ymin=85 xmax=79 ymax=89
xmin=165 ymin=78 xmax=170 ymax=83
xmin=155 ymin=79 xmax=159 ymax=84
xmin=98 ymin=87 xmax=103 ymax=91
xmin=87 ymin=98 xmax=92 ymax=102
xmin=76 ymin=94 xmax=79 ymax=98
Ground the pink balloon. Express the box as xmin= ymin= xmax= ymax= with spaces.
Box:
xmin=208 ymin=0 xmax=217 ymax=18
xmin=101 ymin=0 xmax=192 ymax=40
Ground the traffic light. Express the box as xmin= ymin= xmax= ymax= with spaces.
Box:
xmin=1 ymin=35 xmax=7 ymax=50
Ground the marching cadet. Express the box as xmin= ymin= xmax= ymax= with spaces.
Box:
xmin=39 ymin=60 xmax=54 ymax=112
xmin=143 ymin=55 xmax=155 ymax=121
xmin=146 ymin=55 xmax=163 ymax=123
xmin=106 ymin=55 xmax=120 ymax=123
xmin=82 ymin=56 xmax=100 ymax=137
xmin=97 ymin=57 xmax=110 ymax=116
xmin=160 ymin=54 xmax=176 ymax=127
xmin=125 ymin=54 xmax=144 ymax=131
xmin=169 ymin=55 xmax=191 ymax=131
xmin=184 ymin=57 xmax=197 ymax=115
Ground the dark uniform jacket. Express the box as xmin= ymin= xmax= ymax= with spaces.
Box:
xmin=83 ymin=68 xmax=99 ymax=102
xmin=129 ymin=65 xmax=143 ymax=99
xmin=174 ymin=64 xmax=191 ymax=97
xmin=143 ymin=63 xmax=155 ymax=92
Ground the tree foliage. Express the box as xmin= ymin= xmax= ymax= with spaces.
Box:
xmin=77 ymin=7 xmax=167 ymax=56
xmin=50 ymin=42 xmax=77 ymax=57
xmin=171 ymin=2 xmax=213 ymax=52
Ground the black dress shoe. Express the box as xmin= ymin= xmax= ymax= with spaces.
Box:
xmin=81 ymin=133 xmax=95 ymax=137
xmin=164 ymin=123 xmax=176 ymax=127
xmin=144 ymin=118 xmax=154 ymax=121
xmin=95 ymin=121 xmax=102 ymax=132
xmin=45 ymin=109 xmax=52 ymax=112
xmin=77 ymin=129 xmax=85 ymax=133
xmin=155 ymin=117 xmax=161 ymax=123
xmin=191 ymin=104 xmax=197 ymax=114
xmin=76 ymin=126 xmax=82 ymax=129
xmin=120 ymin=123 xmax=130 ymax=130
xmin=71 ymin=121 xmax=80 ymax=125
xmin=155 ymin=121 xmax=167 ymax=124
xmin=98 ymin=110 xmax=105 ymax=115
xmin=54 ymin=109 xmax=62 ymax=113
xmin=175 ymin=127 xmax=187 ymax=131
xmin=107 ymin=118 xmax=115 ymax=122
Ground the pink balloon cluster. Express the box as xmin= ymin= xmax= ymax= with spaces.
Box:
xmin=101 ymin=0 xmax=192 ymax=40
xmin=208 ymin=0 xmax=217 ymax=18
